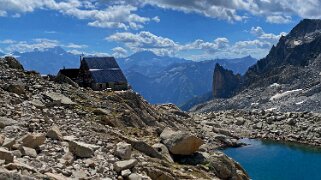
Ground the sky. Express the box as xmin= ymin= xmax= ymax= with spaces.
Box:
xmin=0 ymin=0 xmax=320 ymax=60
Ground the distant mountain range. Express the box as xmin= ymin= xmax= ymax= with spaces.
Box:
xmin=4 ymin=47 xmax=257 ymax=107
xmin=12 ymin=47 xmax=80 ymax=75
xmin=119 ymin=51 xmax=257 ymax=106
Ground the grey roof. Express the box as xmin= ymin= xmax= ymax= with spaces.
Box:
xmin=82 ymin=57 xmax=127 ymax=83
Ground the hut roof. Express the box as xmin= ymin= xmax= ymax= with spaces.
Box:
xmin=82 ymin=57 xmax=127 ymax=83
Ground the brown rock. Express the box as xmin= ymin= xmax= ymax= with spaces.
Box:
xmin=0 ymin=148 xmax=14 ymax=163
xmin=68 ymin=141 xmax=99 ymax=158
xmin=46 ymin=125 xmax=63 ymax=140
xmin=160 ymin=128 xmax=203 ymax=155
xmin=19 ymin=133 xmax=46 ymax=149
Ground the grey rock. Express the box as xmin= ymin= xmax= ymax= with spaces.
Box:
xmin=113 ymin=159 xmax=138 ymax=173
xmin=115 ymin=142 xmax=132 ymax=160
xmin=68 ymin=141 xmax=99 ymax=158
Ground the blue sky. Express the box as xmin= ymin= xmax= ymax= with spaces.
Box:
xmin=0 ymin=0 xmax=319 ymax=60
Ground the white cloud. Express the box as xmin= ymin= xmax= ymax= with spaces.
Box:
xmin=5 ymin=38 xmax=59 ymax=52
xmin=1 ymin=38 xmax=90 ymax=53
xmin=107 ymin=30 xmax=276 ymax=59
xmin=266 ymin=15 xmax=292 ymax=24
xmin=65 ymin=43 xmax=88 ymax=49
xmin=140 ymin=0 xmax=321 ymax=24
xmin=0 ymin=39 xmax=16 ymax=44
xmin=250 ymin=26 xmax=287 ymax=41
xmin=112 ymin=47 xmax=128 ymax=58
xmin=107 ymin=31 xmax=179 ymax=56
xmin=0 ymin=0 xmax=159 ymax=30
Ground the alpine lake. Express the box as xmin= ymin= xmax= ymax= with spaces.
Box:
xmin=222 ymin=138 xmax=321 ymax=180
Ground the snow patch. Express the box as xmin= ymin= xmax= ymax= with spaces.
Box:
xmin=293 ymin=40 xmax=302 ymax=46
xmin=296 ymin=101 xmax=305 ymax=105
xmin=266 ymin=107 xmax=277 ymax=111
xmin=270 ymin=89 xmax=302 ymax=101
xmin=270 ymin=83 xmax=281 ymax=88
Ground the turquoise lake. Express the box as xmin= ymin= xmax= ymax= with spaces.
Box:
xmin=222 ymin=138 xmax=321 ymax=180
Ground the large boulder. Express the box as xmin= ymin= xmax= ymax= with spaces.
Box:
xmin=0 ymin=117 xmax=18 ymax=128
xmin=113 ymin=159 xmax=138 ymax=173
xmin=19 ymin=133 xmax=46 ymax=149
xmin=7 ymin=84 xmax=25 ymax=95
xmin=45 ymin=92 xmax=76 ymax=106
xmin=46 ymin=125 xmax=63 ymax=140
xmin=0 ymin=147 xmax=14 ymax=163
xmin=160 ymin=128 xmax=203 ymax=155
xmin=68 ymin=141 xmax=100 ymax=158
xmin=205 ymin=153 xmax=249 ymax=180
xmin=115 ymin=142 xmax=132 ymax=160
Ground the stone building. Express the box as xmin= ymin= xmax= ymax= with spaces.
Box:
xmin=58 ymin=56 xmax=128 ymax=91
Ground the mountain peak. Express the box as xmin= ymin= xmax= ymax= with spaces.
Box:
xmin=288 ymin=19 xmax=321 ymax=38
xmin=43 ymin=46 xmax=66 ymax=54
xmin=129 ymin=51 xmax=158 ymax=59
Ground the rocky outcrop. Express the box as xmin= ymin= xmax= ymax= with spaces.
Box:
xmin=195 ymin=19 xmax=321 ymax=113
xmin=212 ymin=64 xmax=241 ymax=98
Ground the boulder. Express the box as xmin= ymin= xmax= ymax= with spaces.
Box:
xmin=145 ymin=167 xmax=175 ymax=180
xmin=113 ymin=159 xmax=138 ymax=173
xmin=46 ymin=125 xmax=63 ymax=140
xmin=30 ymin=99 xmax=45 ymax=109
xmin=45 ymin=92 xmax=76 ymax=106
xmin=152 ymin=143 xmax=174 ymax=163
xmin=2 ymin=138 xmax=16 ymax=149
xmin=7 ymin=84 xmax=25 ymax=95
xmin=0 ymin=117 xmax=18 ymax=128
xmin=93 ymin=108 xmax=111 ymax=115
xmin=20 ymin=146 xmax=37 ymax=158
xmin=128 ymin=173 xmax=144 ymax=180
xmin=206 ymin=153 xmax=249 ymax=180
xmin=160 ymin=128 xmax=203 ymax=155
xmin=0 ymin=134 xmax=5 ymax=145
xmin=19 ymin=133 xmax=46 ymax=149
xmin=115 ymin=142 xmax=132 ymax=160
xmin=0 ymin=147 xmax=14 ymax=163
xmin=68 ymin=141 xmax=99 ymax=158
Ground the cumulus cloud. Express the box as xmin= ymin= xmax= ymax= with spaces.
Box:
xmin=107 ymin=31 xmax=179 ymax=56
xmin=1 ymin=38 xmax=88 ymax=53
xmin=65 ymin=43 xmax=88 ymax=49
xmin=250 ymin=26 xmax=287 ymax=41
xmin=106 ymin=30 xmax=277 ymax=59
xmin=141 ymin=0 xmax=321 ymax=24
xmin=0 ymin=0 xmax=159 ymax=30
xmin=112 ymin=47 xmax=128 ymax=58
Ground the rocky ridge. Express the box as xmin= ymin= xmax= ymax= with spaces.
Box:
xmin=0 ymin=56 xmax=248 ymax=179
xmin=199 ymin=19 xmax=321 ymax=113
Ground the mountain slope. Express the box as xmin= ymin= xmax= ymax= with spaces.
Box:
xmin=193 ymin=19 xmax=321 ymax=113
xmin=117 ymin=51 xmax=187 ymax=77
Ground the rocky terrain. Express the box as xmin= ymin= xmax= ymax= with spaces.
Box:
xmin=0 ymin=56 xmax=249 ymax=179
xmin=191 ymin=110 xmax=321 ymax=147
xmin=194 ymin=19 xmax=321 ymax=113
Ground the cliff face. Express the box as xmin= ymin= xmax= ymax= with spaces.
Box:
xmin=212 ymin=64 xmax=241 ymax=98
xmin=195 ymin=19 xmax=321 ymax=113
xmin=244 ymin=19 xmax=321 ymax=88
